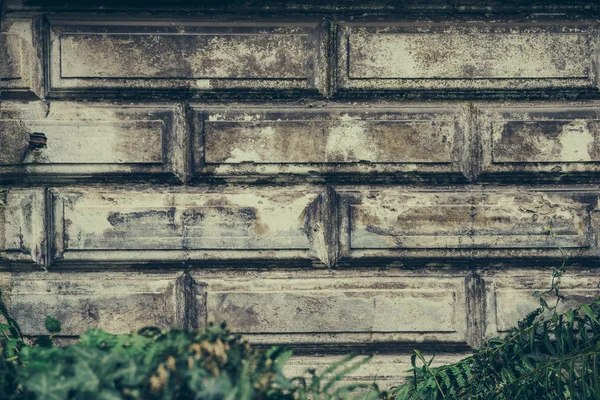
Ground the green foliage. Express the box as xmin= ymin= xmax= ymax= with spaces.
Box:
xmin=0 ymin=310 xmax=379 ymax=400
xmin=290 ymin=352 xmax=380 ymax=399
xmin=390 ymin=300 xmax=600 ymax=400
xmin=0 ymin=254 xmax=598 ymax=399
xmin=13 ymin=322 xmax=298 ymax=399
xmin=390 ymin=254 xmax=600 ymax=400
xmin=0 ymin=288 xmax=22 ymax=342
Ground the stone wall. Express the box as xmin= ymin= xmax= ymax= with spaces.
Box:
xmin=2 ymin=0 xmax=600 ymax=386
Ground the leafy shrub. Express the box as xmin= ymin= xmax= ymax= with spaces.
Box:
xmin=390 ymin=300 xmax=600 ymax=400
xmin=390 ymin=261 xmax=600 ymax=400
xmin=0 ymin=300 xmax=380 ymax=400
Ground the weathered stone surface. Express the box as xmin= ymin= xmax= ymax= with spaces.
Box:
xmin=61 ymin=36 xmax=307 ymax=79
xmin=0 ymin=274 xmax=13 ymax=308
xmin=0 ymin=35 xmax=22 ymax=79
xmin=338 ymin=189 xmax=593 ymax=261
xmin=337 ymin=22 xmax=595 ymax=92
xmin=478 ymin=103 xmax=600 ymax=180
xmin=6 ymin=0 xmax=600 ymax=13
xmin=49 ymin=186 xmax=330 ymax=265
xmin=48 ymin=18 xmax=326 ymax=97
xmin=193 ymin=270 xmax=469 ymax=345
xmin=0 ymin=102 xmax=186 ymax=182
xmin=193 ymin=105 xmax=467 ymax=180
xmin=0 ymin=30 xmax=42 ymax=99
xmin=482 ymin=269 xmax=600 ymax=337
xmin=0 ymin=188 xmax=46 ymax=267
xmin=3 ymin=2 xmax=600 ymax=368
xmin=285 ymin=353 xmax=469 ymax=388
xmin=10 ymin=272 xmax=181 ymax=335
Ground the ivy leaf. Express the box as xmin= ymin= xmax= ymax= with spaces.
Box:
xmin=0 ymin=323 xmax=12 ymax=334
xmin=45 ymin=316 xmax=62 ymax=335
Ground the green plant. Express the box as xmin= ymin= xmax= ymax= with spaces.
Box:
xmin=390 ymin=300 xmax=600 ymax=400
xmin=1 ymin=248 xmax=598 ymax=400
xmin=0 ymin=290 xmax=379 ymax=400
xmin=290 ymin=353 xmax=380 ymax=400
xmin=14 ymin=323 xmax=295 ymax=400
xmin=390 ymin=246 xmax=600 ymax=400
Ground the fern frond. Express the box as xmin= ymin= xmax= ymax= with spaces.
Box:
xmin=391 ymin=300 xmax=600 ymax=400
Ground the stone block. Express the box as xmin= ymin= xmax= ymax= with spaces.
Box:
xmin=49 ymin=186 xmax=331 ymax=266
xmin=0 ymin=188 xmax=46 ymax=267
xmin=284 ymin=353 xmax=469 ymax=388
xmin=338 ymin=189 xmax=594 ymax=262
xmin=47 ymin=18 xmax=326 ymax=98
xmin=478 ymin=103 xmax=600 ymax=181
xmin=10 ymin=272 xmax=181 ymax=335
xmin=192 ymin=104 xmax=468 ymax=181
xmin=482 ymin=269 xmax=600 ymax=338
xmin=193 ymin=270 xmax=470 ymax=345
xmin=337 ymin=22 xmax=596 ymax=94
xmin=0 ymin=102 xmax=186 ymax=182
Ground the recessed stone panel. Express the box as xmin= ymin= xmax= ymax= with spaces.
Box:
xmin=483 ymin=270 xmax=600 ymax=337
xmin=10 ymin=273 xmax=180 ymax=335
xmin=285 ymin=353 xmax=469 ymax=388
xmin=48 ymin=18 xmax=326 ymax=97
xmin=339 ymin=189 xmax=593 ymax=260
xmin=209 ymin=290 xmax=456 ymax=333
xmin=193 ymin=106 xmax=466 ymax=180
xmin=480 ymin=104 xmax=600 ymax=180
xmin=50 ymin=186 xmax=329 ymax=265
xmin=194 ymin=270 xmax=469 ymax=345
xmin=0 ymin=188 xmax=46 ymax=267
xmin=0 ymin=102 xmax=184 ymax=182
xmin=60 ymin=34 xmax=308 ymax=79
xmin=337 ymin=22 xmax=595 ymax=93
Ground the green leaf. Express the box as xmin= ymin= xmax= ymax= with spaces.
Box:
xmin=275 ymin=348 xmax=293 ymax=369
xmin=581 ymin=304 xmax=599 ymax=324
xmin=0 ymin=287 xmax=22 ymax=340
xmin=34 ymin=335 xmax=54 ymax=348
xmin=410 ymin=352 xmax=417 ymax=368
xmin=44 ymin=316 xmax=62 ymax=335
xmin=529 ymin=328 xmax=535 ymax=351
xmin=565 ymin=309 xmax=574 ymax=324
